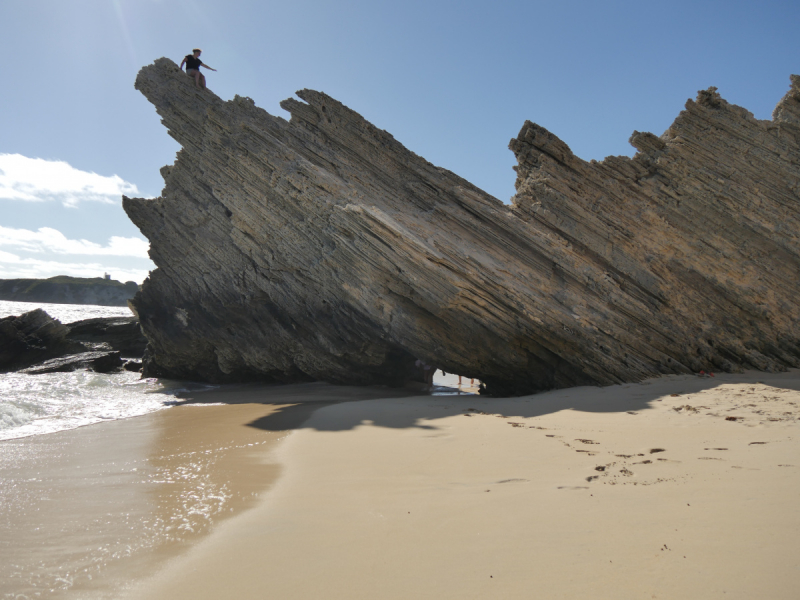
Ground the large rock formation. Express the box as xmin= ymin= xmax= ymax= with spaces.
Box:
xmin=124 ymin=58 xmax=800 ymax=395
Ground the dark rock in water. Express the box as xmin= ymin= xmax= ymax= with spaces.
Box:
xmin=123 ymin=358 xmax=143 ymax=372
xmin=22 ymin=351 xmax=124 ymax=375
xmin=88 ymin=351 xmax=125 ymax=373
xmin=0 ymin=310 xmax=145 ymax=374
xmin=0 ymin=309 xmax=84 ymax=373
xmin=123 ymin=59 xmax=800 ymax=395
xmin=67 ymin=316 xmax=147 ymax=357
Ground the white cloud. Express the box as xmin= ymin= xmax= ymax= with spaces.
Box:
xmin=0 ymin=154 xmax=140 ymax=207
xmin=0 ymin=252 xmax=150 ymax=284
xmin=0 ymin=226 xmax=149 ymax=257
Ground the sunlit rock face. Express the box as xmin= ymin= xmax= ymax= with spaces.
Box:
xmin=125 ymin=59 xmax=800 ymax=395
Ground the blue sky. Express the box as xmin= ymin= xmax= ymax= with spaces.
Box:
xmin=0 ymin=0 xmax=797 ymax=283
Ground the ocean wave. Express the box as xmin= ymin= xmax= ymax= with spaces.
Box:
xmin=0 ymin=371 xmax=180 ymax=441
xmin=0 ymin=401 xmax=36 ymax=430
xmin=0 ymin=299 xmax=133 ymax=323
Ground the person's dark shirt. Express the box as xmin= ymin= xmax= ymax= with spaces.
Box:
xmin=185 ymin=55 xmax=203 ymax=70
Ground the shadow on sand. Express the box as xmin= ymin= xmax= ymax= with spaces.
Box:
xmin=165 ymin=370 xmax=800 ymax=434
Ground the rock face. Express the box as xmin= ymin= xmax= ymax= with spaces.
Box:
xmin=124 ymin=58 xmax=800 ymax=395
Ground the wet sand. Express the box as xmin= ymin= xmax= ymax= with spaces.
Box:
xmin=125 ymin=370 xmax=800 ymax=600
xmin=0 ymin=382 xmax=410 ymax=599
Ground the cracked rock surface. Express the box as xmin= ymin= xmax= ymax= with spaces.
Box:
xmin=124 ymin=59 xmax=800 ymax=395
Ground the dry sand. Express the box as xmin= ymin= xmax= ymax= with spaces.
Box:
xmin=121 ymin=370 xmax=800 ymax=600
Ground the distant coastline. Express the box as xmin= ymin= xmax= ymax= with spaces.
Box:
xmin=0 ymin=276 xmax=139 ymax=307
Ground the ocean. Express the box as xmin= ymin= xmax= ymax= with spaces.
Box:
xmin=0 ymin=300 xmax=244 ymax=599
xmin=0 ymin=300 xmax=205 ymax=442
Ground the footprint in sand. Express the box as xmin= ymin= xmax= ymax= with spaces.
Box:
xmin=558 ymin=486 xmax=590 ymax=490
xmin=649 ymin=448 xmax=666 ymax=454
xmin=576 ymin=439 xmax=599 ymax=445
xmin=496 ymin=478 xmax=529 ymax=484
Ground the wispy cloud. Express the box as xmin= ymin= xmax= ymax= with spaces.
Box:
xmin=0 ymin=251 xmax=150 ymax=284
xmin=0 ymin=154 xmax=140 ymax=207
xmin=0 ymin=226 xmax=149 ymax=257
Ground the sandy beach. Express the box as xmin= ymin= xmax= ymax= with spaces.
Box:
xmin=3 ymin=371 xmax=800 ymax=599
xmin=123 ymin=370 xmax=800 ymax=600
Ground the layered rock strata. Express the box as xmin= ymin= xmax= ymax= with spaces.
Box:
xmin=125 ymin=59 xmax=800 ymax=395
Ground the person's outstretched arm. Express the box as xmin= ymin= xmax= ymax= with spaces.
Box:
xmin=201 ymin=63 xmax=217 ymax=71
xmin=179 ymin=57 xmax=187 ymax=70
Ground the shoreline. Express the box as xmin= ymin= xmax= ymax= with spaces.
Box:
xmin=128 ymin=370 xmax=800 ymax=600
xmin=0 ymin=381 xmax=411 ymax=599
xmin=3 ymin=371 xmax=800 ymax=598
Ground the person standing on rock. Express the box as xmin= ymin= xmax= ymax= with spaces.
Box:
xmin=180 ymin=48 xmax=216 ymax=90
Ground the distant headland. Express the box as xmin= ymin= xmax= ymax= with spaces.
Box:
xmin=0 ymin=276 xmax=140 ymax=307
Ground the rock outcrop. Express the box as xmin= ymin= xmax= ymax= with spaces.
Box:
xmin=0 ymin=309 xmax=82 ymax=372
xmin=21 ymin=350 xmax=124 ymax=375
xmin=66 ymin=316 xmax=147 ymax=357
xmin=0 ymin=310 xmax=146 ymax=374
xmin=124 ymin=58 xmax=800 ymax=395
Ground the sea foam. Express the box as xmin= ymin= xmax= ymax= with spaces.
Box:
xmin=0 ymin=300 xmax=197 ymax=440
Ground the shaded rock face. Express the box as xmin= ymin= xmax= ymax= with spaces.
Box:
xmin=124 ymin=58 xmax=800 ymax=395
xmin=66 ymin=317 xmax=147 ymax=357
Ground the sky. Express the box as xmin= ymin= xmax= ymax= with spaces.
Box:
xmin=0 ymin=0 xmax=797 ymax=283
